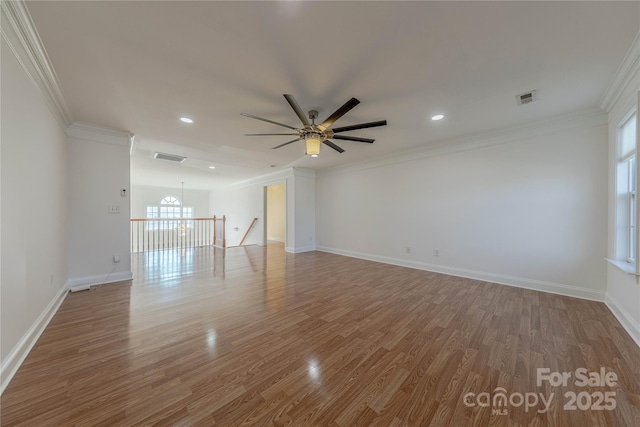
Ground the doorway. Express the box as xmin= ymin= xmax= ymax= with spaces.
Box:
xmin=264 ymin=183 xmax=286 ymax=247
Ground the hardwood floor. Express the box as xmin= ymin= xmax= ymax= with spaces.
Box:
xmin=1 ymin=243 xmax=639 ymax=426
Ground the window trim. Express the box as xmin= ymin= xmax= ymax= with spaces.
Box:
xmin=610 ymin=108 xmax=638 ymax=275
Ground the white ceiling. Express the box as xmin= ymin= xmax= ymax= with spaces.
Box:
xmin=26 ymin=1 xmax=639 ymax=190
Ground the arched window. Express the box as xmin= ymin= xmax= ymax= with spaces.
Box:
xmin=160 ymin=196 xmax=182 ymax=220
xmin=161 ymin=196 xmax=180 ymax=205
xmin=146 ymin=196 xmax=193 ymax=229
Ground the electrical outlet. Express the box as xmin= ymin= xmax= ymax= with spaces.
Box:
xmin=113 ymin=255 xmax=120 ymax=263
xmin=108 ymin=205 xmax=121 ymax=214
xmin=405 ymin=247 xmax=411 ymax=254
xmin=433 ymin=249 xmax=440 ymax=256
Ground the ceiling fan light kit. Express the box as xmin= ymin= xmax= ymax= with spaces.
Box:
xmin=305 ymin=134 xmax=322 ymax=156
xmin=242 ymin=94 xmax=387 ymax=157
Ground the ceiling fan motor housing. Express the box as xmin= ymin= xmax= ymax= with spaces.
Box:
xmin=305 ymin=131 xmax=324 ymax=141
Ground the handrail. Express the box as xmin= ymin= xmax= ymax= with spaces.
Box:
xmin=239 ymin=218 xmax=258 ymax=246
xmin=131 ymin=217 xmax=215 ymax=221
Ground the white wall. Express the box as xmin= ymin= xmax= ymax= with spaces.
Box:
xmin=211 ymin=182 xmax=265 ymax=247
xmin=1 ymin=37 xmax=69 ymax=387
xmin=266 ymin=184 xmax=285 ymax=241
xmin=67 ymin=124 xmax=132 ymax=290
xmin=292 ymin=169 xmax=316 ymax=252
xmin=317 ymin=121 xmax=608 ymax=300
xmin=131 ymin=184 xmax=210 ymax=218
xmin=209 ymin=168 xmax=314 ymax=251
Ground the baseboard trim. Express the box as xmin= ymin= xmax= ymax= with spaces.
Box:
xmin=68 ymin=271 xmax=133 ymax=292
xmin=605 ymin=293 xmax=640 ymax=348
xmin=267 ymin=237 xmax=285 ymax=243
xmin=316 ymin=246 xmax=606 ymax=302
xmin=1 ymin=284 xmax=69 ymax=395
xmin=285 ymin=245 xmax=316 ymax=254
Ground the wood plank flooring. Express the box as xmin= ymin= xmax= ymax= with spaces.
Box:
xmin=1 ymin=243 xmax=639 ymax=426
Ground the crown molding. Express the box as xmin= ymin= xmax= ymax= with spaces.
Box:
xmin=219 ymin=168 xmax=294 ymax=192
xmin=318 ymin=108 xmax=607 ymax=178
xmin=292 ymin=167 xmax=316 ymax=178
xmin=219 ymin=166 xmax=317 ymax=192
xmin=1 ymin=0 xmax=73 ymax=129
xmin=601 ymin=30 xmax=640 ymax=113
xmin=67 ymin=122 xmax=133 ymax=147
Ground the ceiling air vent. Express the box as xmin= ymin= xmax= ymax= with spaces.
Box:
xmin=153 ymin=152 xmax=187 ymax=163
xmin=516 ymin=90 xmax=537 ymax=106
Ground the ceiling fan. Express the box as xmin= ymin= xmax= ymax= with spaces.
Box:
xmin=241 ymin=94 xmax=387 ymax=157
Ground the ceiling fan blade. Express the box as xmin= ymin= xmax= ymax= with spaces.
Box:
xmin=241 ymin=112 xmax=298 ymax=130
xmin=283 ymin=94 xmax=310 ymax=127
xmin=332 ymin=135 xmax=375 ymax=144
xmin=272 ymin=138 xmax=301 ymax=149
xmin=331 ymin=120 xmax=387 ymax=133
xmin=322 ymin=140 xmax=345 ymax=153
xmin=317 ymin=97 xmax=360 ymax=131
xmin=244 ymin=133 xmax=299 ymax=136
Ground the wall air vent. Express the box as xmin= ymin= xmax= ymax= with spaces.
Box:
xmin=516 ymin=90 xmax=537 ymax=106
xmin=153 ymin=152 xmax=187 ymax=163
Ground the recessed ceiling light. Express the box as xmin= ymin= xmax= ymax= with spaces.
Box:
xmin=431 ymin=114 xmax=444 ymax=121
xmin=208 ymin=166 xmax=215 ymax=169
xmin=179 ymin=117 xmax=194 ymax=124
xmin=311 ymin=154 xmax=318 ymax=158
